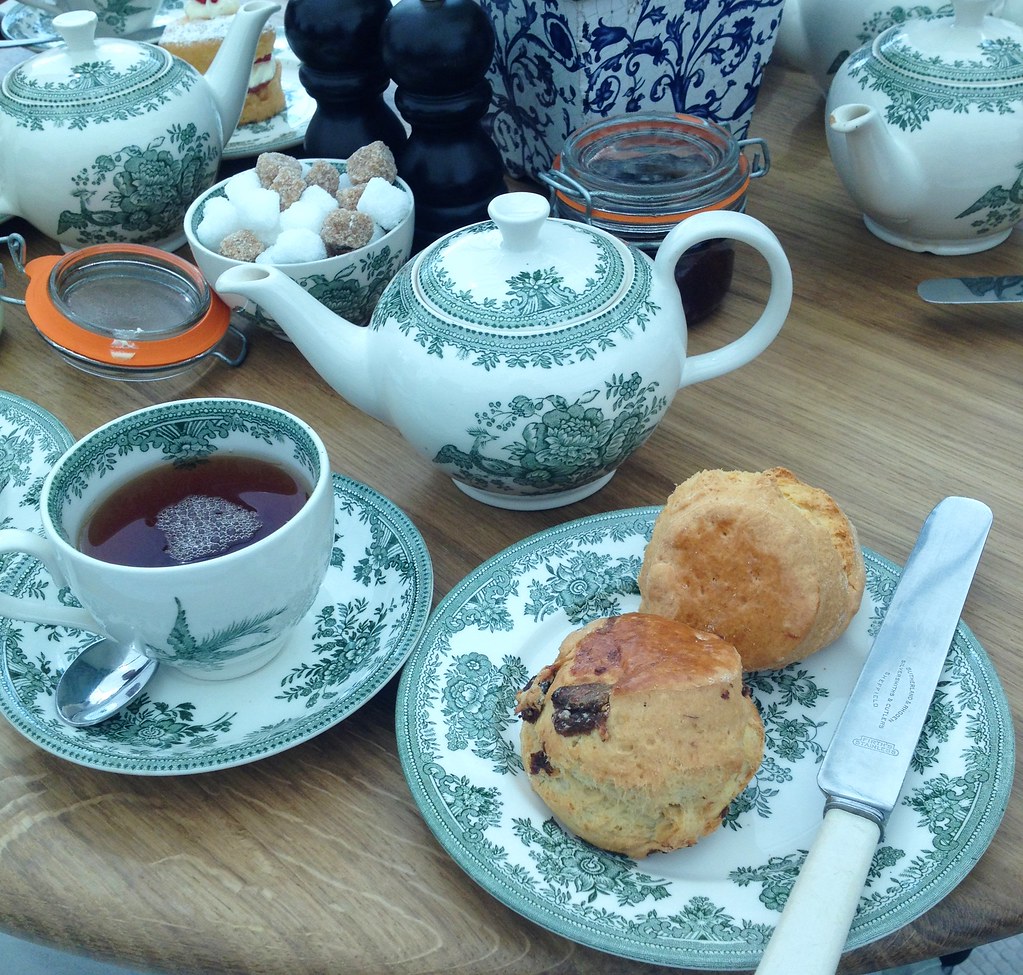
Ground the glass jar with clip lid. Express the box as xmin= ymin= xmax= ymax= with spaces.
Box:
xmin=541 ymin=113 xmax=770 ymax=325
xmin=1 ymin=235 xmax=246 ymax=382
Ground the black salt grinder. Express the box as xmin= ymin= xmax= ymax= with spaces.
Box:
xmin=381 ymin=0 xmax=506 ymax=252
xmin=285 ymin=0 xmax=408 ymax=159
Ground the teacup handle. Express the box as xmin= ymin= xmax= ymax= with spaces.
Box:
xmin=0 ymin=529 xmax=102 ymax=631
xmin=654 ymin=210 xmax=793 ymax=389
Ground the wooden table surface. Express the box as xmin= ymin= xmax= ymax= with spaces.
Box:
xmin=0 ymin=56 xmax=1020 ymax=975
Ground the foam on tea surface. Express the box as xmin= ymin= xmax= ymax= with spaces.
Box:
xmin=78 ymin=455 xmax=310 ymax=568
xmin=155 ymin=495 xmax=263 ymax=563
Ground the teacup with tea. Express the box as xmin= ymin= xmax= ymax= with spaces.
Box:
xmin=0 ymin=398 xmax=334 ymax=680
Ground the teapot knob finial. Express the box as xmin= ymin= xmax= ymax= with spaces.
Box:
xmin=52 ymin=10 xmax=99 ymax=54
xmin=488 ymin=192 xmax=550 ymax=252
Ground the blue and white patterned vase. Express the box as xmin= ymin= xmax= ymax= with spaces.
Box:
xmin=480 ymin=0 xmax=786 ymax=179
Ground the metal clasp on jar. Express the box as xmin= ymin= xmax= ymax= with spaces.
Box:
xmin=0 ymin=233 xmax=28 ymax=308
xmin=540 ymin=137 xmax=771 ymax=224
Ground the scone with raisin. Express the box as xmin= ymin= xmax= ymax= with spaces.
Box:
xmin=515 ymin=613 xmax=764 ymax=859
xmin=638 ymin=467 xmax=865 ymax=672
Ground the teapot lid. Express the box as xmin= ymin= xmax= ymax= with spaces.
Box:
xmin=1 ymin=11 xmax=188 ymax=123
xmin=865 ymin=0 xmax=1023 ymax=87
xmin=405 ymin=193 xmax=654 ymax=347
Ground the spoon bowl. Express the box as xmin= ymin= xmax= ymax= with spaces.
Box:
xmin=55 ymin=638 xmax=158 ymax=727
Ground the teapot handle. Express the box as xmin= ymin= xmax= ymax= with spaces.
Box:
xmin=654 ymin=210 xmax=792 ymax=389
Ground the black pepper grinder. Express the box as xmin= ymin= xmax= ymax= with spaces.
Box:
xmin=380 ymin=0 xmax=507 ymax=252
xmin=284 ymin=0 xmax=407 ymax=159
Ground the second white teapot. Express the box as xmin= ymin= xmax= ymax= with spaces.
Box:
xmin=827 ymin=0 xmax=1023 ymax=254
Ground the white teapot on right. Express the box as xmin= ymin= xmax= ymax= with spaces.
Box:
xmin=826 ymin=0 xmax=1023 ymax=254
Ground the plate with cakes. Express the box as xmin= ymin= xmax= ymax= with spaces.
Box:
xmin=396 ymin=469 xmax=1014 ymax=969
xmin=157 ymin=0 xmax=313 ymax=157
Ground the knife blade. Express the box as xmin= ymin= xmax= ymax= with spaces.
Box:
xmin=918 ymin=275 xmax=1023 ymax=304
xmin=755 ymin=496 xmax=992 ymax=975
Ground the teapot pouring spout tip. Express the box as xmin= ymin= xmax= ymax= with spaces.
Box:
xmin=828 ymin=103 xmax=875 ymax=132
xmin=213 ymin=263 xmax=382 ymax=423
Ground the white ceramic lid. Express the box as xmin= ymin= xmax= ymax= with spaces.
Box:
xmin=0 ymin=11 xmax=183 ymax=121
xmin=873 ymin=0 xmax=1023 ymax=84
xmin=409 ymin=193 xmax=646 ymax=334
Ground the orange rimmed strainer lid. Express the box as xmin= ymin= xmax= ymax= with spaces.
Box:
xmin=24 ymin=244 xmax=231 ymax=371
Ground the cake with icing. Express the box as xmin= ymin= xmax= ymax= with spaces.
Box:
xmin=161 ymin=0 xmax=286 ymax=127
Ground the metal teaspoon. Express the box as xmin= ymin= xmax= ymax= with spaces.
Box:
xmin=55 ymin=637 xmax=158 ymax=727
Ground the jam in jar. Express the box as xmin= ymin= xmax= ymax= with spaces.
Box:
xmin=542 ymin=113 xmax=769 ymax=325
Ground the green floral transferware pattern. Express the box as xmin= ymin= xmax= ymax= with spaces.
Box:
xmin=2 ymin=49 xmax=220 ymax=247
xmin=434 ymin=378 xmax=668 ymax=497
xmin=0 ymin=458 xmax=433 ymax=774
xmin=375 ymin=219 xmax=659 ymax=367
xmin=396 ymin=508 xmax=1014 ymax=969
xmin=0 ymin=391 xmax=75 ymax=597
xmin=839 ymin=8 xmax=1023 ymax=235
xmin=845 ymin=34 xmax=1023 ymax=131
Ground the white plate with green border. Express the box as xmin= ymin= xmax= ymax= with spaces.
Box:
xmin=396 ymin=506 xmax=1014 ymax=969
xmin=0 ymin=392 xmax=433 ymax=775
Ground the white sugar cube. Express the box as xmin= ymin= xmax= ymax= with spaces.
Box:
xmin=255 ymin=228 xmax=327 ymax=265
xmin=357 ymin=177 xmax=411 ymax=231
xmin=196 ymin=196 xmax=241 ymax=251
xmin=280 ymin=185 xmax=340 ymax=234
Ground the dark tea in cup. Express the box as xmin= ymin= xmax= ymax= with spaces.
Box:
xmin=0 ymin=398 xmax=334 ymax=679
xmin=78 ymin=454 xmax=311 ymax=568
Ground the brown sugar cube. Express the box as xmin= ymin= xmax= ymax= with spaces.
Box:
xmin=255 ymin=151 xmax=302 ymax=189
xmin=345 ymin=140 xmax=397 ymax=185
xmin=270 ymin=170 xmax=306 ymax=210
xmin=336 ymin=185 xmax=366 ymax=210
xmin=321 ymin=208 xmax=375 ymax=255
xmin=304 ymin=159 xmax=341 ymax=196
xmin=219 ymin=229 xmax=266 ymax=262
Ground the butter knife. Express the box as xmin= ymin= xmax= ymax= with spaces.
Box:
xmin=918 ymin=275 xmax=1023 ymax=303
xmin=755 ymin=496 xmax=993 ymax=975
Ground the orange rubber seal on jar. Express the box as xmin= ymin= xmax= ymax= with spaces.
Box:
xmin=23 ymin=246 xmax=230 ymax=368
xmin=551 ymin=114 xmax=752 ymax=226
xmin=552 ymin=154 xmax=751 ymax=225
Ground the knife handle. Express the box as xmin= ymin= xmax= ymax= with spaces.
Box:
xmin=755 ymin=807 xmax=881 ymax=975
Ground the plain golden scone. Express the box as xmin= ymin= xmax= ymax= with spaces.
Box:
xmin=515 ymin=613 xmax=764 ymax=859
xmin=637 ymin=467 xmax=866 ymax=672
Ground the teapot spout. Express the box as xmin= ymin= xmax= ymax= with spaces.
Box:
xmin=828 ymin=103 xmax=926 ymax=222
xmin=214 ymin=264 xmax=388 ymax=425
xmin=205 ymin=0 xmax=280 ymax=145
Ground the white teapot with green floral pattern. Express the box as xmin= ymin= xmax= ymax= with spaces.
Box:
xmin=214 ymin=193 xmax=792 ymax=511
xmin=0 ymin=1 xmax=278 ymax=251
xmin=826 ymin=0 xmax=1023 ymax=254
